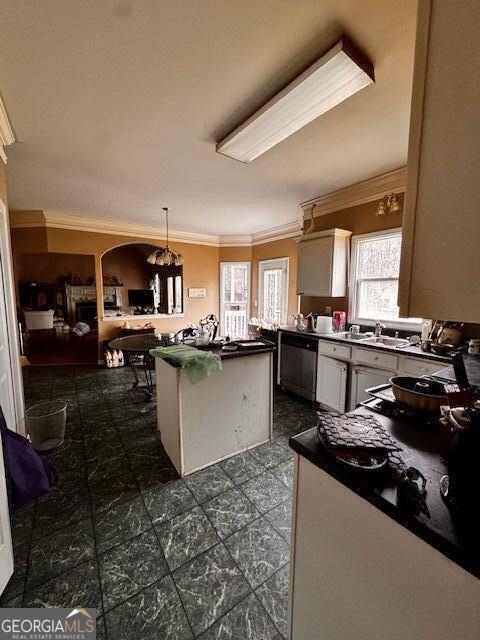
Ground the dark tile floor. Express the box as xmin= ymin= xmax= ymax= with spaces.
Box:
xmin=1 ymin=365 xmax=318 ymax=639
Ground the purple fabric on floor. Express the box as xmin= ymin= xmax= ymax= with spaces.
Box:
xmin=0 ymin=406 xmax=57 ymax=512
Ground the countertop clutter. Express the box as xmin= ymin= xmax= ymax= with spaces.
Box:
xmin=290 ymin=404 xmax=480 ymax=579
xmin=279 ymin=326 xmax=452 ymax=364
xmin=158 ymin=339 xmax=275 ymax=367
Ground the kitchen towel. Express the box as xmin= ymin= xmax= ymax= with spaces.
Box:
xmin=150 ymin=344 xmax=222 ymax=384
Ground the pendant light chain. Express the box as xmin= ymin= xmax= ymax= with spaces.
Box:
xmin=146 ymin=207 xmax=184 ymax=266
xmin=164 ymin=206 xmax=170 ymax=250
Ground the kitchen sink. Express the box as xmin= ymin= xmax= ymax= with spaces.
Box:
xmin=335 ymin=332 xmax=369 ymax=341
xmin=361 ymin=336 xmax=409 ymax=347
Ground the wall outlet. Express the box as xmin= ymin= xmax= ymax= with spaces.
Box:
xmin=325 ymin=305 xmax=332 ymax=315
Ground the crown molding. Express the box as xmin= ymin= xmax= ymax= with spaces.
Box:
xmin=250 ymin=220 xmax=302 ymax=245
xmin=9 ymin=210 xmax=302 ymax=248
xmin=300 ymin=166 xmax=406 ymax=218
xmin=0 ymin=96 xmax=15 ymax=163
xmin=43 ymin=212 xmax=222 ymax=246
xmin=218 ymin=235 xmax=252 ymax=247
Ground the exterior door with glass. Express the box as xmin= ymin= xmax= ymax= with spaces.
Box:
xmin=258 ymin=257 xmax=289 ymax=326
xmin=220 ymin=262 xmax=250 ymax=338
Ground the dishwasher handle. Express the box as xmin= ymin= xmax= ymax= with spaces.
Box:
xmin=281 ymin=333 xmax=318 ymax=352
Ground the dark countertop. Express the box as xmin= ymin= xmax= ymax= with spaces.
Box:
xmin=279 ymin=327 xmax=452 ymax=364
xmin=433 ymin=355 xmax=480 ymax=388
xmin=290 ymin=405 xmax=480 ymax=579
xmin=157 ymin=343 xmax=275 ymax=368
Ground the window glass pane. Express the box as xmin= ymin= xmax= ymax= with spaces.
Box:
xmin=262 ymin=268 xmax=282 ymax=323
xmin=358 ymin=280 xmax=400 ymax=320
xmin=358 ymin=235 xmax=401 ymax=279
xmin=167 ymin=276 xmax=174 ymax=313
xmin=223 ymin=266 xmax=232 ymax=302
xmin=233 ymin=266 xmax=248 ymax=303
xmin=175 ymin=275 xmax=182 ymax=312
xmin=152 ymin=273 xmax=160 ymax=308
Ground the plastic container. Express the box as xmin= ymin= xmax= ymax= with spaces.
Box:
xmin=25 ymin=400 xmax=67 ymax=451
xmin=24 ymin=310 xmax=54 ymax=331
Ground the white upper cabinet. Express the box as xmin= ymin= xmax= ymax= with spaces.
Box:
xmin=296 ymin=229 xmax=352 ymax=297
xmin=399 ymin=0 xmax=480 ymax=322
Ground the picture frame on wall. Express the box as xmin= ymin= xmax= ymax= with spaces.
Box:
xmin=188 ymin=288 xmax=207 ymax=298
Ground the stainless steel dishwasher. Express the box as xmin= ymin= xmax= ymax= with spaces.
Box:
xmin=280 ymin=332 xmax=318 ymax=400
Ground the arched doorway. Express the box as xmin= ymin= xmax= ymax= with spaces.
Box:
xmin=101 ymin=243 xmax=184 ymax=318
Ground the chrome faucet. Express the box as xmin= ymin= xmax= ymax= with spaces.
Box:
xmin=374 ymin=320 xmax=385 ymax=337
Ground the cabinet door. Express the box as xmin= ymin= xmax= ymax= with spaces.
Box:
xmin=350 ymin=366 xmax=392 ymax=410
xmin=399 ymin=0 xmax=480 ymax=322
xmin=316 ymin=355 xmax=347 ymax=412
xmin=297 ymin=236 xmax=333 ymax=296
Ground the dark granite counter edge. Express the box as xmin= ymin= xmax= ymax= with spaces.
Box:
xmin=158 ymin=345 xmax=275 ymax=368
xmin=279 ymin=328 xmax=451 ymax=364
xmin=289 ymin=431 xmax=479 ymax=580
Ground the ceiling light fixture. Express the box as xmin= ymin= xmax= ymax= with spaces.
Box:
xmin=147 ymin=207 xmax=184 ymax=266
xmin=375 ymin=193 xmax=402 ymax=216
xmin=216 ymin=37 xmax=374 ymax=163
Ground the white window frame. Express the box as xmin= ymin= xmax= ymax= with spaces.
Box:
xmin=258 ymin=257 xmax=289 ymax=326
xmin=349 ymin=228 xmax=422 ymax=331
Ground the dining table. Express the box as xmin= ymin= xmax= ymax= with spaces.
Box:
xmin=109 ymin=332 xmax=177 ymax=400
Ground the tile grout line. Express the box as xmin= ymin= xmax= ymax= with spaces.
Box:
xmin=77 ymin=365 xmax=108 ymax=633
xmin=98 ymin=373 xmax=197 ymax=638
xmin=17 ymin=366 xmax=306 ymax=637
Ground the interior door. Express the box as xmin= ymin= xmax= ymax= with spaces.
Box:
xmin=220 ymin=262 xmax=250 ymax=338
xmin=0 ymin=250 xmax=15 ymax=594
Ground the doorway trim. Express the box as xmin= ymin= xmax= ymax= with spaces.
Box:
xmin=0 ymin=198 xmax=24 ymax=433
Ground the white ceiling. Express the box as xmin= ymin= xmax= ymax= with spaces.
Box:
xmin=0 ymin=0 xmax=417 ymax=236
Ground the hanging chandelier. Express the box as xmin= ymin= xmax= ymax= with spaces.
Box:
xmin=147 ymin=207 xmax=184 ymax=266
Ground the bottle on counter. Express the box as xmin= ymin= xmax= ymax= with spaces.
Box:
xmin=468 ymin=339 xmax=480 ymax=356
xmin=421 ymin=320 xmax=432 ymax=341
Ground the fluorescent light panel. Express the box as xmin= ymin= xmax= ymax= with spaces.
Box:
xmin=216 ymin=38 xmax=374 ymax=163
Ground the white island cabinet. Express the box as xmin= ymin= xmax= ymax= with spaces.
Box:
xmin=289 ymin=453 xmax=480 ymax=640
xmin=155 ymin=349 xmax=273 ymax=476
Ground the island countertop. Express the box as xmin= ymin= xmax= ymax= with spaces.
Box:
xmin=158 ymin=341 xmax=275 ymax=367
xmin=289 ymin=404 xmax=480 ymax=580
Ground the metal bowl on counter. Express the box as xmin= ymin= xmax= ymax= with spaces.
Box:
xmin=389 ymin=376 xmax=447 ymax=413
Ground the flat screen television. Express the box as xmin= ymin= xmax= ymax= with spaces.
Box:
xmin=128 ymin=289 xmax=154 ymax=308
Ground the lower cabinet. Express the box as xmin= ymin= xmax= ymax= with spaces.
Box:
xmin=349 ymin=365 xmax=393 ymax=410
xmin=315 ymin=339 xmax=443 ymax=413
xmin=316 ymin=355 xmax=348 ymax=412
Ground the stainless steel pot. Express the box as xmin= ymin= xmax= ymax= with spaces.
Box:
xmin=389 ymin=376 xmax=447 ymax=413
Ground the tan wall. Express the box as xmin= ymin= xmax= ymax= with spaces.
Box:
xmin=219 ymin=246 xmax=252 ymax=263
xmin=252 ymin=238 xmax=298 ymax=321
xmin=11 ymin=223 xmax=220 ymax=355
xmin=15 ymin=252 xmax=95 ymax=290
xmin=102 ymin=245 xmax=150 ymax=294
xmin=300 ymin=196 xmax=405 ymax=318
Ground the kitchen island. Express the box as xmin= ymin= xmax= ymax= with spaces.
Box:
xmin=154 ymin=343 xmax=274 ymax=476
xmin=288 ymin=404 xmax=480 ymax=640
